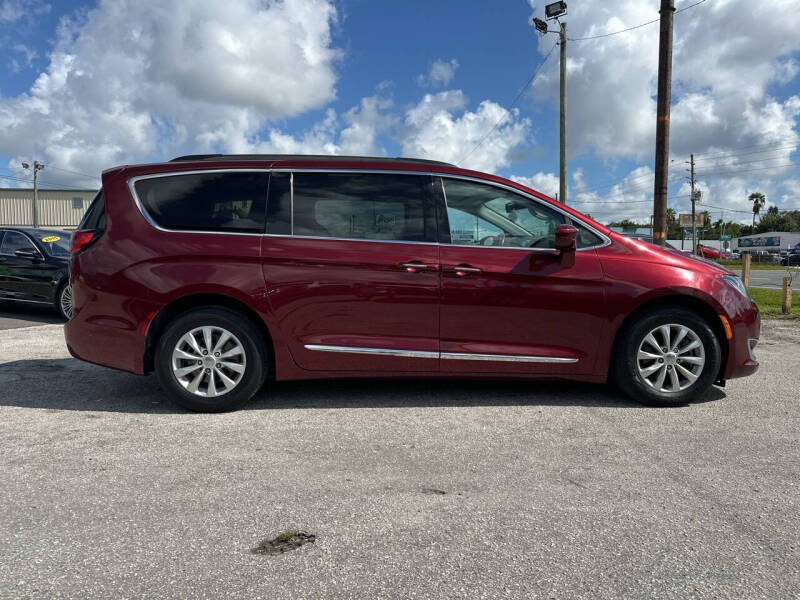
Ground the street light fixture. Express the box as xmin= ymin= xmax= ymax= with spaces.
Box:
xmin=545 ymin=1 xmax=567 ymax=19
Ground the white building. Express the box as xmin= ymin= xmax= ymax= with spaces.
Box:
xmin=733 ymin=231 xmax=800 ymax=253
xmin=0 ymin=187 xmax=99 ymax=229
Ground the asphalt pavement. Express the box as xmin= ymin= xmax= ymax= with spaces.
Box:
xmin=1 ymin=321 xmax=798 ymax=599
xmin=746 ymin=269 xmax=795 ymax=290
xmin=0 ymin=302 xmax=64 ymax=330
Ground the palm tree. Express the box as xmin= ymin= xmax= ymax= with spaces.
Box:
xmin=666 ymin=207 xmax=676 ymax=224
xmin=749 ymin=192 xmax=766 ymax=228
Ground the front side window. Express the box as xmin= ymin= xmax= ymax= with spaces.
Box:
xmin=134 ymin=172 xmax=268 ymax=233
xmin=291 ymin=173 xmax=436 ymax=242
xmin=0 ymin=231 xmax=36 ymax=255
xmin=443 ymin=179 xmax=565 ymax=248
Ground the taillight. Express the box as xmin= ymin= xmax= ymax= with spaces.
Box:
xmin=70 ymin=230 xmax=97 ymax=254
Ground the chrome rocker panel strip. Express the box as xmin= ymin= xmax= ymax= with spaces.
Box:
xmin=304 ymin=345 xmax=578 ymax=363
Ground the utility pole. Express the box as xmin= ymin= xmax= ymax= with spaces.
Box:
xmin=21 ymin=160 xmax=45 ymax=227
xmin=652 ymin=0 xmax=675 ymax=246
xmin=689 ymin=154 xmax=697 ymax=255
xmin=533 ymin=1 xmax=568 ymax=203
xmin=559 ymin=21 xmax=567 ymax=204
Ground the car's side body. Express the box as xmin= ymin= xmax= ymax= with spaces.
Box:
xmin=0 ymin=227 xmax=70 ymax=308
xmin=65 ymin=156 xmax=759 ymax=393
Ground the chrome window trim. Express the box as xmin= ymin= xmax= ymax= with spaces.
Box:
xmin=304 ymin=344 xmax=438 ymax=359
xmin=128 ymin=170 xmax=269 ymax=237
xmin=126 ymin=167 xmax=610 ymax=250
xmin=304 ymin=344 xmax=578 ymax=363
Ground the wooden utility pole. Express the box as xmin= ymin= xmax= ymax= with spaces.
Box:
xmin=690 ymin=154 xmax=697 ymax=255
xmin=559 ymin=21 xmax=567 ymax=204
xmin=652 ymin=0 xmax=675 ymax=246
xmin=742 ymin=253 xmax=751 ymax=288
xmin=782 ymin=277 xmax=793 ymax=315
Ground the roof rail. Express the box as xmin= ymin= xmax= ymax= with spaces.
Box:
xmin=168 ymin=154 xmax=457 ymax=167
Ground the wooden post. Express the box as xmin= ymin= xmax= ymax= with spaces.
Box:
xmin=742 ymin=253 xmax=751 ymax=288
xmin=782 ymin=277 xmax=792 ymax=315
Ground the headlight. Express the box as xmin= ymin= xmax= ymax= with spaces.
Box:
xmin=722 ymin=274 xmax=749 ymax=298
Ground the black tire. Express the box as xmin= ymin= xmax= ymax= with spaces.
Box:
xmin=154 ymin=307 xmax=267 ymax=412
xmin=56 ymin=282 xmax=73 ymax=320
xmin=612 ymin=307 xmax=721 ymax=407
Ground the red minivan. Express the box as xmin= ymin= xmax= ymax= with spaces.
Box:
xmin=65 ymin=155 xmax=759 ymax=412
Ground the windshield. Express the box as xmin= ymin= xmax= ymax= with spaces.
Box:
xmin=37 ymin=232 xmax=70 ymax=257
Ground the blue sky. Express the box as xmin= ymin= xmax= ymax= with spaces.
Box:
xmin=1 ymin=0 xmax=799 ymax=224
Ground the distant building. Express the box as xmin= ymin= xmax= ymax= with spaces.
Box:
xmin=0 ymin=188 xmax=98 ymax=229
xmin=734 ymin=231 xmax=800 ymax=253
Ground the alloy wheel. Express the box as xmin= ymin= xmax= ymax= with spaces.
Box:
xmin=636 ymin=323 xmax=706 ymax=394
xmin=60 ymin=285 xmax=73 ymax=320
xmin=171 ymin=326 xmax=246 ymax=397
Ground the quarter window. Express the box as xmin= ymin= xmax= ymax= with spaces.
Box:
xmin=291 ymin=173 xmax=435 ymax=242
xmin=443 ymin=179 xmax=565 ymax=248
xmin=134 ymin=173 xmax=268 ymax=233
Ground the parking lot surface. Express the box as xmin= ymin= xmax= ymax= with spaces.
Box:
xmin=1 ymin=321 xmax=799 ymax=599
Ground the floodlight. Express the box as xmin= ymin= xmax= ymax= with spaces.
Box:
xmin=545 ymin=1 xmax=567 ymax=19
xmin=533 ymin=17 xmax=548 ymax=34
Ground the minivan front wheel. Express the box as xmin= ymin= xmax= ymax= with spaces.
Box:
xmin=613 ymin=307 xmax=721 ymax=406
xmin=155 ymin=308 xmax=267 ymax=412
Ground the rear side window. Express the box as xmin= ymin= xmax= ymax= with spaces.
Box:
xmin=0 ymin=231 xmax=36 ymax=255
xmin=290 ymin=172 xmax=436 ymax=242
xmin=79 ymin=190 xmax=106 ymax=231
xmin=134 ymin=172 xmax=268 ymax=233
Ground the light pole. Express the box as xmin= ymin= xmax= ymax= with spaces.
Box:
xmin=21 ymin=160 xmax=45 ymax=227
xmin=533 ymin=1 xmax=568 ymax=203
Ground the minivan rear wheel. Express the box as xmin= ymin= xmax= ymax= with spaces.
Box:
xmin=612 ymin=307 xmax=721 ymax=406
xmin=155 ymin=308 xmax=267 ymax=412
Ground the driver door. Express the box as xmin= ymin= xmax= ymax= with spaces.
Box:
xmin=438 ymin=177 xmax=606 ymax=375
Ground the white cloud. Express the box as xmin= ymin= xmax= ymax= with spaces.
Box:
xmin=0 ymin=0 xmax=341 ymax=184
xmin=529 ymin=0 xmax=800 ymax=164
xmin=0 ymin=0 xmax=48 ymax=22
xmin=400 ymin=90 xmax=530 ymax=173
xmin=511 ymin=172 xmax=559 ymax=198
xmin=417 ymin=58 xmax=459 ymax=87
xmin=246 ymin=92 xmax=395 ymax=156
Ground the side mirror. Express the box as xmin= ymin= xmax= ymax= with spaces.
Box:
xmin=14 ymin=248 xmax=42 ymax=261
xmin=554 ymin=224 xmax=578 ymax=267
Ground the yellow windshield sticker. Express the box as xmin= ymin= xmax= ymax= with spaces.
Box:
xmin=41 ymin=235 xmax=61 ymax=243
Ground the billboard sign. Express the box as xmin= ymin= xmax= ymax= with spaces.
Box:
xmin=679 ymin=213 xmax=705 ymax=227
xmin=739 ymin=236 xmax=780 ymax=247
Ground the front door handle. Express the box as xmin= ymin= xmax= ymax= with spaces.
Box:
xmin=400 ymin=261 xmax=435 ymax=273
xmin=447 ymin=264 xmax=482 ymax=277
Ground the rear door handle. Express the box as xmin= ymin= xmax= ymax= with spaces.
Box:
xmin=400 ymin=261 xmax=436 ymax=273
xmin=446 ymin=264 xmax=482 ymax=277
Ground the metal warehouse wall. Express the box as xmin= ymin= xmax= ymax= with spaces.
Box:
xmin=0 ymin=188 xmax=98 ymax=228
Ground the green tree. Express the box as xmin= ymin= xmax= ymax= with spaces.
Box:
xmin=749 ymin=192 xmax=766 ymax=228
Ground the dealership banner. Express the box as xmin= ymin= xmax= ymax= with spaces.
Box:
xmin=739 ymin=236 xmax=780 ymax=247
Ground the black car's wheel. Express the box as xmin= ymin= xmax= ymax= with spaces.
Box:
xmin=154 ymin=308 xmax=268 ymax=412
xmin=612 ymin=307 xmax=721 ymax=406
xmin=56 ymin=283 xmax=73 ymax=320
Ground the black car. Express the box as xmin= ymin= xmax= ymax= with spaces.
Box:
xmin=0 ymin=227 xmax=72 ymax=319
xmin=780 ymin=253 xmax=800 ymax=266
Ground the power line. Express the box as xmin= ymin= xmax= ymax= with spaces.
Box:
xmin=692 ymin=143 xmax=798 ymax=162
xmin=568 ymin=0 xmax=707 ymax=41
xmin=0 ymin=174 xmax=96 ymax=190
xmin=694 ymin=163 xmax=797 ymax=177
xmin=459 ymin=42 xmax=558 ymax=164
xmin=691 ymin=140 xmax=798 ymax=159
xmin=46 ymin=165 xmax=102 ymax=181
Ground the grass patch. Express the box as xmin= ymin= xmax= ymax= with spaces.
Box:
xmin=749 ymin=287 xmax=800 ymax=319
